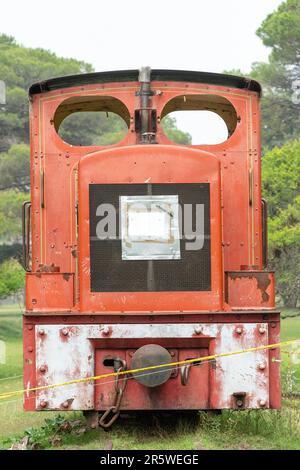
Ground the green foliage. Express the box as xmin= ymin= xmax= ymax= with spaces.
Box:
xmin=161 ymin=116 xmax=192 ymax=145
xmin=252 ymin=0 xmax=300 ymax=148
xmin=59 ymin=112 xmax=127 ymax=146
xmin=0 ymin=144 xmax=29 ymax=191
xmin=268 ymin=196 xmax=300 ymax=248
xmin=0 ymin=33 xmax=92 ymax=91
xmin=0 ymin=34 xmax=93 ymax=152
xmin=222 ymin=68 xmax=245 ymax=77
xmin=0 ymin=189 xmax=29 ymax=242
xmin=262 ymin=139 xmax=300 ymax=307
xmin=256 ymin=0 xmax=300 ymax=66
xmin=262 ymin=140 xmax=300 ymax=218
xmin=0 ymin=243 xmax=22 ymax=264
xmin=0 ymin=258 xmax=24 ymax=299
xmin=23 ymin=415 xmax=70 ymax=449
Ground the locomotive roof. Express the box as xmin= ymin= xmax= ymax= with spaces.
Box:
xmin=29 ymin=69 xmax=261 ymax=96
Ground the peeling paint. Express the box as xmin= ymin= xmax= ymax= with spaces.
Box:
xmin=35 ymin=323 xmax=269 ymax=410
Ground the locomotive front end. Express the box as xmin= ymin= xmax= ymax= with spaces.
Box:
xmin=23 ymin=68 xmax=280 ymax=425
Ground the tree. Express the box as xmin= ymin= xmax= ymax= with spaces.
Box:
xmin=0 ymin=34 xmax=94 ymax=152
xmin=0 ymin=189 xmax=29 ymax=243
xmin=256 ymin=0 xmax=300 ymax=68
xmin=59 ymin=112 xmax=128 ymax=147
xmin=0 ymin=144 xmax=29 ymax=191
xmin=161 ymin=116 xmax=192 ymax=145
xmin=0 ymin=258 xmax=24 ymax=299
xmin=251 ymin=0 xmax=300 ymax=148
xmin=262 ymin=139 xmax=300 ymax=307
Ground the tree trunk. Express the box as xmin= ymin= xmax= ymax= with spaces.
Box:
xmin=281 ymin=294 xmax=298 ymax=309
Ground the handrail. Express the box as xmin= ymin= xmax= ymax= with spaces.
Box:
xmin=262 ymin=198 xmax=268 ymax=269
xmin=22 ymin=201 xmax=31 ymax=272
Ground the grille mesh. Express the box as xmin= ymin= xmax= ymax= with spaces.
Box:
xmin=89 ymin=183 xmax=211 ymax=292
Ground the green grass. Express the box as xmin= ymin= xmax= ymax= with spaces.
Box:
xmin=280 ymin=314 xmax=300 ymax=395
xmin=0 ymin=303 xmax=300 ymax=450
xmin=0 ymin=303 xmax=60 ymax=444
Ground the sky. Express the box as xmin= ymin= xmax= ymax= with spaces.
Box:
xmin=0 ymin=0 xmax=283 ymax=143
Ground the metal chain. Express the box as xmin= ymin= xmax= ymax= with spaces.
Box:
xmin=99 ymin=359 xmax=128 ymax=429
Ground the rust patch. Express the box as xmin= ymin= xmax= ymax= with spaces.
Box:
xmin=59 ymin=327 xmax=69 ymax=341
xmin=255 ymin=273 xmax=271 ymax=303
xmin=37 ymin=263 xmax=60 ymax=272
xmin=228 ymin=271 xmax=271 ymax=304
xmin=60 ymin=398 xmax=74 ymax=409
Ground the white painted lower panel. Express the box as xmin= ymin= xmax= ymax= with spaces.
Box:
xmin=35 ymin=323 xmax=269 ymax=410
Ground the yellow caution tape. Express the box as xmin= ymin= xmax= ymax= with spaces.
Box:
xmin=0 ymin=339 xmax=299 ymax=401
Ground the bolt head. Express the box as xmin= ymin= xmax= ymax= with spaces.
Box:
xmin=260 ymin=399 xmax=266 ymax=407
xmin=236 ymin=327 xmax=243 ymax=335
xmin=259 ymin=362 xmax=266 ymax=370
xmin=62 ymin=400 xmax=69 ymax=409
xmin=28 ymin=346 xmax=33 ymax=352
xmin=194 ymin=326 xmax=202 ymax=335
xmin=236 ymin=399 xmax=244 ymax=407
xmin=39 ymin=365 xmax=47 ymax=373
xmin=259 ymin=327 xmax=266 ymax=334
xmin=39 ymin=329 xmax=45 ymax=336
xmin=40 ymin=400 xmax=48 ymax=408
xmin=102 ymin=326 xmax=110 ymax=335
xmin=62 ymin=328 xmax=69 ymax=336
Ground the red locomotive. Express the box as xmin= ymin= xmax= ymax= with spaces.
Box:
xmin=22 ymin=68 xmax=280 ymax=427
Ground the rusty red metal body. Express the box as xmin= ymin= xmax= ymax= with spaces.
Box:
xmin=23 ymin=70 xmax=280 ymax=415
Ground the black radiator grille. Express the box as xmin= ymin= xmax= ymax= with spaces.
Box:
xmin=89 ymin=183 xmax=211 ymax=292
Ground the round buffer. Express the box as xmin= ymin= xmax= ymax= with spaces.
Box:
xmin=131 ymin=344 xmax=172 ymax=387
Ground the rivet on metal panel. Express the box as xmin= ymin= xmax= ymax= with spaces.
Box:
xmin=61 ymin=328 xmax=69 ymax=336
xmin=258 ymin=362 xmax=266 ymax=370
xmin=39 ymin=365 xmax=47 ymax=373
xmin=27 ymin=346 xmax=33 ymax=352
xmin=235 ymin=327 xmax=243 ymax=335
xmin=40 ymin=400 xmax=48 ymax=408
xmin=259 ymin=400 xmax=266 ymax=407
xmin=194 ymin=326 xmax=202 ymax=335
xmin=62 ymin=400 xmax=70 ymax=409
xmin=27 ymin=325 xmax=33 ymax=331
xmin=102 ymin=326 xmax=110 ymax=336
xmin=39 ymin=329 xmax=45 ymax=336
xmin=259 ymin=326 xmax=266 ymax=334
